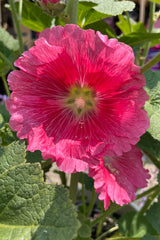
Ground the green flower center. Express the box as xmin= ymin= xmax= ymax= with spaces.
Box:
xmin=65 ymin=86 xmax=95 ymax=116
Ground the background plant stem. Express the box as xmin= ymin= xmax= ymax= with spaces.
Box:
xmin=140 ymin=2 xmax=155 ymax=66
xmin=1 ymin=75 xmax=10 ymax=97
xmin=141 ymin=52 xmax=160 ymax=73
xmin=140 ymin=187 xmax=160 ymax=214
xmin=95 ymin=226 xmax=118 ymax=240
xmin=70 ymin=172 xmax=79 ymax=203
xmin=65 ymin=0 xmax=79 ymax=24
xmin=142 ymin=149 xmax=160 ymax=169
xmin=19 ymin=0 xmax=23 ymax=20
xmin=9 ymin=0 xmax=24 ymax=53
xmin=81 ymin=173 xmax=86 ymax=214
xmin=60 ymin=172 xmax=67 ymax=186
xmin=136 ymin=184 xmax=160 ymax=200
xmin=86 ymin=188 xmax=96 ymax=217
xmin=91 ymin=204 xmax=121 ymax=227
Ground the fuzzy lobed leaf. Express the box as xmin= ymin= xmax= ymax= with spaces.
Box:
xmin=80 ymin=0 xmax=135 ymax=16
xmin=144 ymin=70 xmax=160 ymax=142
xmin=0 ymin=141 xmax=80 ymax=240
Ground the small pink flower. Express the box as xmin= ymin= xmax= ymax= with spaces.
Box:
xmin=6 ymin=25 xmax=149 ymax=173
xmin=40 ymin=0 xmax=59 ymax=5
xmin=89 ymin=146 xmax=150 ymax=210
xmin=38 ymin=0 xmax=65 ymax=17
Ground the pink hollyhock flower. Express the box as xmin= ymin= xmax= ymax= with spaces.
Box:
xmin=89 ymin=146 xmax=150 ymax=210
xmin=6 ymin=24 xmax=149 ymax=173
xmin=38 ymin=0 xmax=65 ymax=17
xmin=41 ymin=0 xmax=59 ymax=5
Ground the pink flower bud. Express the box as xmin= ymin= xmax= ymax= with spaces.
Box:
xmin=37 ymin=0 xmax=66 ymax=17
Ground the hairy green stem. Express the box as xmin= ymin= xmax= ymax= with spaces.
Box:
xmin=91 ymin=204 xmax=121 ymax=227
xmin=65 ymin=0 xmax=79 ymax=24
xmin=1 ymin=75 xmax=10 ymax=97
xmin=70 ymin=172 xmax=79 ymax=203
xmin=19 ymin=0 xmax=23 ymax=20
xmin=95 ymin=226 xmax=119 ymax=240
xmin=86 ymin=188 xmax=96 ymax=217
xmin=9 ymin=0 xmax=24 ymax=53
xmin=140 ymin=187 xmax=160 ymax=214
xmin=141 ymin=52 xmax=160 ymax=73
xmin=96 ymin=219 xmax=103 ymax=238
xmin=142 ymin=149 xmax=160 ymax=169
xmin=60 ymin=172 xmax=67 ymax=186
xmin=140 ymin=2 xmax=155 ymax=66
xmin=136 ymin=184 xmax=160 ymax=200
xmin=81 ymin=173 xmax=86 ymax=214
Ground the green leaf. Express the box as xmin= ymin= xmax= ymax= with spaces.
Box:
xmin=80 ymin=0 xmax=135 ymax=16
xmin=144 ymin=70 xmax=160 ymax=141
xmin=132 ymin=22 xmax=147 ymax=33
xmin=119 ymin=212 xmax=157 ymax=238
xmin=77 ymin=1 xmax=98 ymax=26
xmin=146 ymin=196 xmax=160 ymax=234
xmin=0 ymin=104 xmax=10 ymax=129
xmin=116 ymin=15 xmax=146 ymax=35
xmin=137 ymin=132 xmax=160 ymax=161
xmin=84 ymin=19 xmax=117 ymax=38
xmin=116 ymin=15 xmax=131 ymax=34
xmin=0 ymin=28 xmax=19 ymax=53
xmin=74 ymin=237 xmax=92 ymax=240
xmin=0 ymin=141 xmax=80 ymax=240
xmin=78 ymin=2 xmax=116 ymax=37
xmin=109 ymin=238 xmax=140 ymax=240
xmin=109 ymin=237 xmax=160 ymax=240
xmin=119 ymin=32 xmax=160 ymax=47
xmin=26 ymin=150 xmax=52 ymax=176
xmin=0 ymin=105 xmax=16 ymax=146
xmin=15 ymin=0 xmax=52 ymax=32
xmin=79 ymin=173 xmax=94 ymax=191
xmin=78 ymin=2 xmax=109 ymax=26
xmin=0 ymin=28 xmax=19 ymax=75
xmin=148 ymin=0 xmax=160 ymax=4
xmin=73 ymin=213 xmax=91 ymax=239
xmin=0 ymin=141 xmax=26 ymax=173
xmin=0 ymin=123 xmax=17 ymax=146
xmin=141 ymin=235 xmax=160 ymax=240
xmin=84 ymin=9 xmax=109 ymax=27
xmin=26 ymin=150 xmax=45 ymax=164
xmin=54 ymin=16 xmax=65 ymax=27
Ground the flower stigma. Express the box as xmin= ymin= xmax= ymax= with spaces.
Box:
xmin=65 ymin=86 xmax=95 ymax=116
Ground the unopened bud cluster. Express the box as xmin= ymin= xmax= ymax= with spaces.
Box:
xmin=37 ymin=0 xmax=66 ymax=17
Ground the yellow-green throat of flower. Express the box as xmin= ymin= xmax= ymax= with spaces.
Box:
xmin=65 ymin=86 xmax=95 ymax=117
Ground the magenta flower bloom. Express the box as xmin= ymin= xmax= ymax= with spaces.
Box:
xmin=38 ymin=0 xmax=65 ymax=17
xmin=89 ymin=146 xmax=150 ymax=210
xmin=6 ymin=25 xmax=149 ymax=173
xmin=41 ymin=0 xmax=59 ymax=5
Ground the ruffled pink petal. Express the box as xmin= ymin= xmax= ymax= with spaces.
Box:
xmin=89 ymin=146 xmax=150 ymax=210
xmin=27 ymin=126 xmax=88 ymax=173
xmin=44 ymin=140 xmax=88 ymax=173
